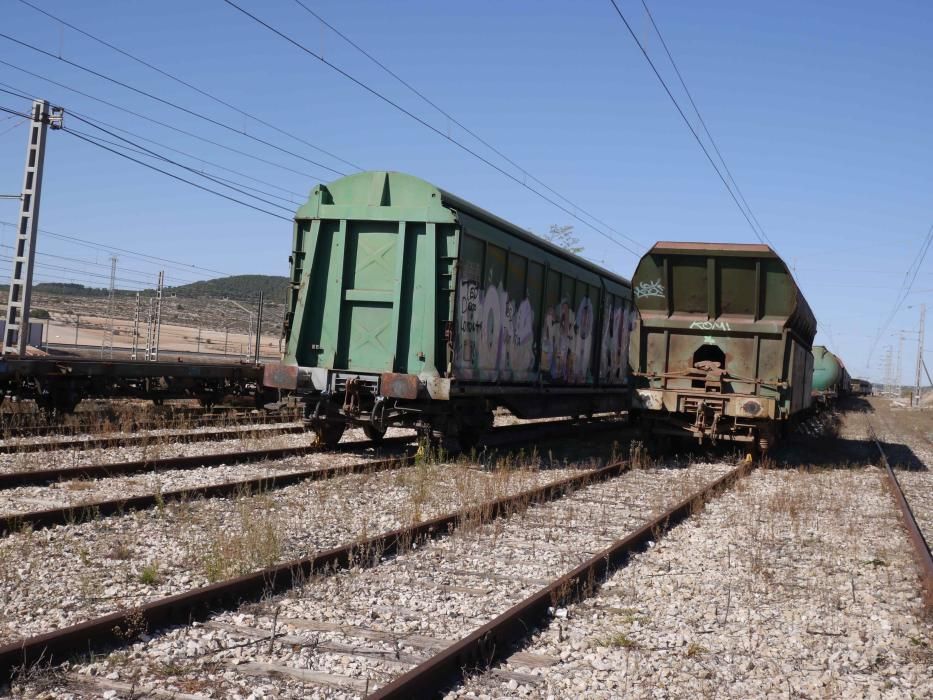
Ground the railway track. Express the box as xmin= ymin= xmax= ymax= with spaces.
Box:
xmin=0 ymin=418 xmax=628 ymax=535
xmin=1 ymin=451 xmax=744 ymax=696
xmin=0 ymin=405 xmax=299 ymax=440
xmin=871 ymin=430 xmax=933 ymax=611
xmin=0 ymin=421 xmax=305 ymax=455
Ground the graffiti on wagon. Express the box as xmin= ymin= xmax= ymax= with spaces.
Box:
xmin=455 ymin=280 xmax=536 ymax=381
xmin=634 ymin=279 xmax=665 ymax=299
xmin=541 ymin=296 xmax=595 ymax=383
xmin=689 ymin=320 xmax=731 ymax=332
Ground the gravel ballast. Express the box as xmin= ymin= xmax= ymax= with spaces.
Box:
xmin=454 ymin=467 xmax=933 ymax=699
xmin=25 ymin=461 xmax=735 ymax=699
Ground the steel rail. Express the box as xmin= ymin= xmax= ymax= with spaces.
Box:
xmin=0 ymin=422 xmax=305 ymax=454
xmin=0 ymin=418 xmax=626 ymax=535
xmin=0 ymin=434 xmax=407 ymax=490
xmin=0 ymin=446 xmax=414 ymax=536
xmin=368 ymin=460 xmax=753 ymax=699
xmin=0 ymin=455 xmax=632 ymax=682
xmin=871 ymin=433 xmax=933 ymax=612
xmin=0 ymin=412 xmax=301 ymax=452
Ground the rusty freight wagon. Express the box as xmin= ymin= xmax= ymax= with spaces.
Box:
xmin=629 ymin=242 xmax=816 ymax=452
xmin=264 ymin=171 xmax=634 ymax=446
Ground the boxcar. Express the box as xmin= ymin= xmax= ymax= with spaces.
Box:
xmin=629 ymin=242 xmax=816 ymax=452
xmin=264 ymin=171 xmax=634 ymax=446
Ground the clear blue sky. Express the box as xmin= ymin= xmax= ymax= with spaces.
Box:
xmin=0 ymin=0 xmax=930 ymax=384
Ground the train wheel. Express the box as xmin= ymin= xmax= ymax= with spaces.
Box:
xmin=362 ymin=424 xmax=386 ymax=442
xmin=314 ymin=422 xmax=345 ymax=448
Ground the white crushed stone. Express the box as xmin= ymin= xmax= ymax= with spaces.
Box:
xmin=32 ymin=461 xmax=734 ymax=699
xmin=0 ymin=456 xmax=586 ymax=645
xmin=453 ymin=467 xmax=933 ymax=699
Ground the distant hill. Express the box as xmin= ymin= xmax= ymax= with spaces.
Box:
xmin=166 ymin=275 xmax=289 ymax=302
xmin=9 ymin=275 xmax=290 ymax=302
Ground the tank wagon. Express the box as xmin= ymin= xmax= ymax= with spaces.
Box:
xmin=811 ymin=345 xmax=851 ymax=404
xmin=629 ymin=242 xmax=816 ymax=452
xmin=263 ymin=171 xmax=634 ymax=446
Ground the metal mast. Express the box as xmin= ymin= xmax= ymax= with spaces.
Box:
xmin=3 ymin=99 xmax=63 ymax=355
xmin=915 ymin=304 xmax=926 ymax=406
xmin=102 ymin=255 xmax=117 ymax=358
xmin=152 ymin=270 xmax=164 ymax=360
xmin=131 ymin=292 xmax=140 ymax=360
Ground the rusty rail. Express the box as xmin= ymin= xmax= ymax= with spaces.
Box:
xmin=0 ymin=434 xmax=409 ymax=490
xmin=0 ymin=421 xmax=305 ymax=455
xmin=872 ymin=434 xmax=933 ymax=612
xmin=0 ymin=448 xmax=415 ymax=536
xmin=369 ymin=461 xmax=753 ymax=699
xmin=0 ymin=458 xmax=632 ymax=682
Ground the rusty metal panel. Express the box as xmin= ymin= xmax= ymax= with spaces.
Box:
xmin=381 ymin=372 xmax=419 ymax=400
xmin=263 ymin=363 xmax=298 ymax=390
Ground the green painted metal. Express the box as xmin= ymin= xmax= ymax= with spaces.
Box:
xmin=283 ymin=172 xmax=458 ymax=376
xmin=811 ymin=345 xmax=842 ymax=392
xmin=281 ymin=171 xmax=634 ymax=392
xmin=631 ymin=242 xmax=816 ymax=421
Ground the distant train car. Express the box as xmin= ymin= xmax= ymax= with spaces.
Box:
xmin=811 ymin=346 xmax=850 ymax=404
xmin=264 ymin=171 xmax=634 ymax=446
xmin=850 ymin=378 xmax=873 ymax=396
xmin=629 ymin=242 xmax=816 ymax=452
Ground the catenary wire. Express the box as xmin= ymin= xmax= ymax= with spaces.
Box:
xmin=0 ymin=31 xmax=349 ymax=178
xmin=63 ymin=128 xmax=293 ymax=221
xmin=606 ymin=0 xmax=773 ymax=249
xmin=67 ymin=115 xmax=296 ymax=212
xmin=0 ymin=220 xmax=232 ymax=278
xmin=638 ymin=0 xmax=771 ymax=247
xmin=222 ymin=0 xmax=642 ymax=260
xmin=13 ymin=0 xmax=363 ymax=172
xmin=0 ymin=68 xmax=329 ymax=183
xmin=290 ymin=0 xmax=644 ymax=251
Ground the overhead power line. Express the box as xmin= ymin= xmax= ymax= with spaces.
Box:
xmin=606 ymin=0 xmax=773 ymax=249
xmin=70 ymin=110 xmax=307 ymax=201
xmin=637 ymin=0 xmax=771 ymax=247
xmin=0 ymin=68 xmax=329 ymax=183
xmin=67 ymin=113 xmax=296 ymax=213
xmin=64 ymin=128 xmax=293 ymax=221
xmin=866 ymin=223 xmax=933 ymax=365
xmin=290 ymin=0 xmax=644 ymax=251
xmin=222 ymin=0 xmax=641 ymax=261
xmin=0 ymin=31 xmax=348 ymax=177
xmin=0 ymin=220 xmax=231 ymax=278
xmin=14 ymin=0 xmax=362 ymax=173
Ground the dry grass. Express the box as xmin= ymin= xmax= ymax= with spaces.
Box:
xmin=200 ymin=493 xmax=283 ymax=583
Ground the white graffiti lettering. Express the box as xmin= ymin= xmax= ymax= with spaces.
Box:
xmin=455 ymin=280 xmax=537 ymax=382
xmin=690 ymin=320 xmax=731 ymax=331
xmin=634 ymin=279 xmax=665 ymax=299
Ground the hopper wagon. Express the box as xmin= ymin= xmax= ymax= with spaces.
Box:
xmin=629 ymin=242 xmax=816 ymax=452
xmin=263 ymin=171 xmax=635 ymax=447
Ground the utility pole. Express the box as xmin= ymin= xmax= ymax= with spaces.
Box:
xmin=253 ymin=290 xmax=264 ymax=364
xmin=102 ymin=255 xmax=117 ymax=358
xmin=153 ymin=270 xmax=164 ymax=360
xmin=915 ymin=304 xmax=926 ymax=407
xmin=2 ymin=99 xmax=63 ymax=355
xmin=895 ymin=334 xmax=904 ymax=398
xmin=74 ymin=313 xmax=80 ymax=346
xmin=131 ymin=292 xmax=140 ymax=360
xmin=144 ymin=298 xmax=154 ymax=361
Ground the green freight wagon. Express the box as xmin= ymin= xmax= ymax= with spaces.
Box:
xmin=629 ymin=242 xmax=816 ymax=452
xmin=264 ymin=171 xmax=634 ymax=446
xmin=812 ymin=345 xmax=851 ymax=403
